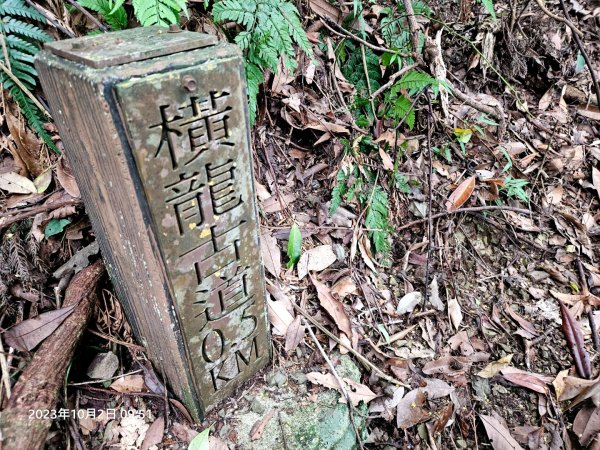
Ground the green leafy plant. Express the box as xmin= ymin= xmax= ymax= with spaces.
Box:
xmin=329 ymin=138 xmax=393 ymax=265
xmin=78 ymin=0 xmax=127 ymax=30
xmin=0 ymin=0 xmax=57 ymax=152
xmin=383 ymin=69 xmax=447 ymax=129
xmin=501 ymin=176 xmax=529 ymax=203
xmin=287 ymin=223 xmax=302 ymax=268
xmin=111 ymin=0 xmax=185 ymax=27
xmin=380 ymin=0 xmax=430 ymax=61
xmin=212 ymin=0 xmax=312 ymax=124
xmin=479 ymin=0 xmax=496 ymax=19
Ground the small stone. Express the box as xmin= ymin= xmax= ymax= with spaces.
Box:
xmin=529 ymin=270 xmax=549 ymax=282
xmin=86 ymin=352 xmax=119 ymax=380
xmin=267 ymin=370 xmax=288 ymax=387
xmin=251 ymin=397 xmax=267 ymax=414
xmin=290 ymin=371 xmax=307 ymax=385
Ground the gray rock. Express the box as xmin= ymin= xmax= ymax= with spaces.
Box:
xmin=251 ymin=397 xmax=267 ymax=414
xmin=229 ymin=354 xmax=368 ymax=450
xmin=267 ymin=370 xmax=288 ymax=387
xmin=86 ymin=352 xmax=119 ymax=380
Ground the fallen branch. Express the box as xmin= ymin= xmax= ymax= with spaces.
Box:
xmin=397 ymin=205 xmax=539 ymax=231
xmin=535 ymin=0 xmax=583 ymax=38
xmin=304 ymin=321 xmax=365 ymax=450
xmin=370 ymin=62 xmax=420 ymax=100
xmin=0 ymin=197 xmax=82 ymax=230
xmin=451 ymin=86 xmax=507 ymax=140
xmin=0 ymin=261 xmax=105 ymax=450
xmin=292 ymin=302 xmax=409 ymax=388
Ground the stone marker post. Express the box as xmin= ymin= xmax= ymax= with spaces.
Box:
xmin=35 ymin=27 xmax=270 ymax=420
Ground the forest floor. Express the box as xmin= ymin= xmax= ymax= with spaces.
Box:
xmin=1 ymin=0 xmax=600 ymax=449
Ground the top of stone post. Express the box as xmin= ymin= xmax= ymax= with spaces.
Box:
xmin=43 ymin=26 xmax=217 ymax=69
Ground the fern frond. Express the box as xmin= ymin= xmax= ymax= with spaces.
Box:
xmin=212 ymin=0 xmax=313 ymax=124
xmin=244 ymin=62 xmax=262 ymax=124
xmin=0 ymin=0 xmax=46 ymax=22
xmin=329 ymin=169 xmax=349 ymax=215
xmin=131 ymin=0 xmax=182 ymax=26
xmin=365 ymin=185 xmax=390 ymax=261
xmin=3 ymin=18 xmax=51 ymax=42
xmin=10 ymin=88 xmax=58 ymax=154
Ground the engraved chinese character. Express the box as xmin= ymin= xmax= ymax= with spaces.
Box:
xmin=151 ymin=91 xmax=234 ymax=170
xmin=165 ymin=172 xmax=205 ymax=234
xmin=207 ymin=160 xmax=242 ymax=215
xmin=194 ymin=266 xmax=250 ymax=322
xmin=178 ymin=221 xmax=245 ymax=284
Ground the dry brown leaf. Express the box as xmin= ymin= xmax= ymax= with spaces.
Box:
xmin=260 ymin=231 xmax=281 ymax=278
xmin=250 ymin=410 xmax=275 ymax=441
xmin=308 ymin=0 xmax=343 ymax=23
xmin=396 ymin=389 xmax=429 ymax=429
xmin=56 ymin=157 xmax=80 ymax=198
xmin=310 ymin=274 xmax=352 ymax=336
xmin=267 ymin=299 xmax=294 ymax=336
xmin=141 ymin=416 xmax=164 ymax=450
xmin=573 ymin=405 xmax=600 ymax=446
xmin=422 ymin=378 xmax=454 ymax=399
xmin=306 ymin=372 xmax=377 ymax=406
xmin=306 ymin=121 xmax=350 ymax=135
xmin=171 ymin=423 xmax=199 ymax=443
xmin=477 ymin=354 xmax=513 ymax=378
xmin=4 ymin=304 xmax=76 ymax=351
xmin=297 ymin=245 xmax=337 ymax=279
xmin=5 ymin=107 xmax=46 ymax=177
xmin=500 ymin=367 xmax=550 ymax=394
xmin=448 ymin=298 xmax=463 ymax=330
xmin=422 ymin=356 xmax=472 ymax=375
xmin=480 ymin=414 xmax=525 ymax=450
xmin=592 ymin=167 xmax=600 ymax=201
xmin=285 ymin=316 xmax=305 ymax=353
xmin=110 ymin=374 xmax=146 ymax=393
xmin=577 ymin=105 xmax=600 ymax=121
xmin=331 ymin=276 xmax=357 ymax=298
xmin=379 ymin=147 xmax=395 ymax=171
xmin=343 ymin=378 xmax=379 ymax=406
xmin=0 ymin=172 xmax=37 ymax=194
xmin=446 ymin=176 xmax=475 ymax=212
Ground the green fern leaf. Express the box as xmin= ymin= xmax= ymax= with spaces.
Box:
xmin=329 ymin=169 xmax=349 ymax=215
xmin=10 ymin=88 xmax=58 ymax=154
xmin=480 ymin=0 xmax=496 ymax=19
xmin=3 ymin=18 xmax=52 ymax=41
xmin=365 ymin=185 xmax=390 ymax=261
xmin=1 ymin=0 xmax=46 ymax=22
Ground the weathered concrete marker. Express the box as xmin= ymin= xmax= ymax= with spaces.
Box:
xmin=36 ymin=27 xmax=270 ymax=419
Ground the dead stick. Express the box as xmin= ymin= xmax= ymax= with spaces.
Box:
xmin=292 ymin=303 xmax=409 ymax=387
xmin=0 ymin=261 xmax=104 ymax=450
xmin=397 ymin=205 xmax=539 ymax=231
xmin=304 ymin=321 xmax=365 ymax=450
xmin=0 ymin=198 xmax=82 ymax=230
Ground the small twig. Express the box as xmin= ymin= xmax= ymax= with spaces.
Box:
xmin=0 ymin=62 xmax=51 ymax=117
xmin=62 ymin=0 xmax=108 ymax=32
xmin=277 ymin=412 xmax=289 ymax=450
xmin=0 ymin=198 xmax=82 ymax=230
xmin=558 ymin=0 xmax=600 ymax=109
xmin=360 ymin=44 xmax=377 ymax=116
xmin=424 ymin=90 xmax=434 ymax=304
xmin=401 ymin=0 xmax=424 ymax=64
xmin=23 ymin=0 xmax=76 ymax=38
xmin=292 ymin=303 xmax=409 ymax=387
xmin=320 ymin=17 xmax=410 ymax=58
xmin=86 ymin=329 xmax=146 ymax=352
xmin=370 ymin=62 xmax=420 ymax=100
xmin=534 ymin=0 xmax=583 ymax=38
xmin=397 ymin=205 xmax=539 ymax=231
xmin=304 ymin=321 xmax=365 ymax=450
xmin=576 ymin=258 xmax=600 ymax=352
